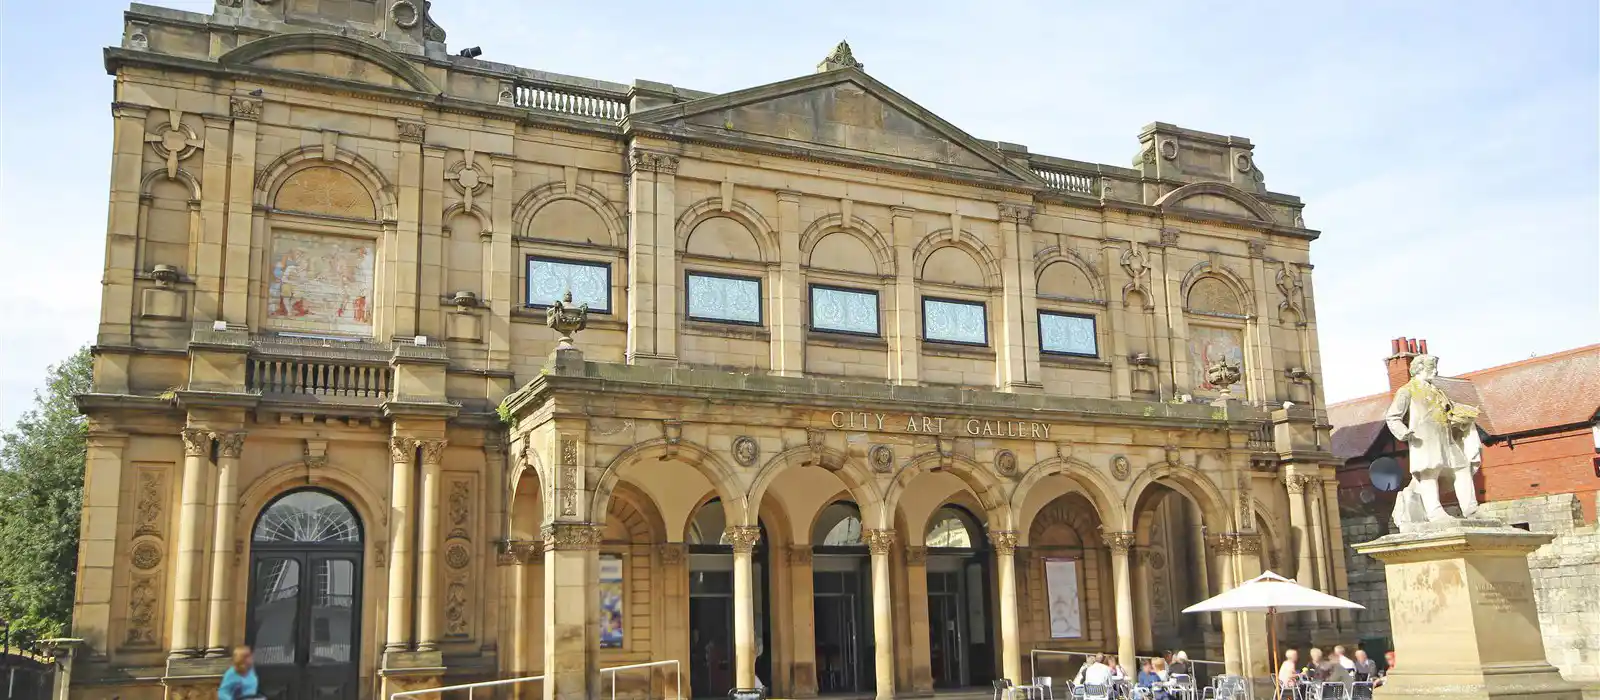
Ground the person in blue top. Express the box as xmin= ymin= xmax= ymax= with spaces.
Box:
xmin=218 ymin=645 xmax=260 ymax=700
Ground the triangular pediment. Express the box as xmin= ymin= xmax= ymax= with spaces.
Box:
xmin=632 ymin=69 xmax=1037 ymax=183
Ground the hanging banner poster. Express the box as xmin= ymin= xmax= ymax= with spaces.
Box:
xmin=599 ymin=554 xmax=624 ymax=648
xmin=1044 ymin=558 xmax=1083 ymax=639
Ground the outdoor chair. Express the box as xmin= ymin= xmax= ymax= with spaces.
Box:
xmin=1203 ymin=675 xmax=1248 ymax=700
xmin=1274 ymin=679 xmax=1303 ymax=700
xmin=994 ymin=679 xmax=1015 ymax=700
xmin=1036 ymin=676 xmax=1056 ymax=700
xmin=1078 ymin=684 xmax=1112 ymax=700
xmin=1169 ymin=674 xmax=1198 ymax=700
xmin=1349 ymin=682 xmax=1375 ymax=700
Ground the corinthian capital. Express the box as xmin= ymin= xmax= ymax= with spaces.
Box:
xmin=988 ymin=530 xmax=1019 ymax=556
xmin=418 ymin=439 xmax=449 ymax=465
xmin=215 ymin=432 xmax=247 ymax=459
xmin=725 ymin=525 xmax=762 ymax=554
xmin=629 ymin=149 xmax=679 ymax=174
xmin=389 ymin=437 xmax=417 ymax=463
xmin=863 ymin=529 xmax=896 ymax=556
xmin=1105 ymin=531 xmax=1137 ymax=555
xmin=181 ymin=428 xmax=212 ymax=457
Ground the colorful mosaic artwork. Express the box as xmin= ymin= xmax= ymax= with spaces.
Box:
xmin=267 ymin=231 xmax=375 ymax=335
xmin=1188 ymin=325 xmax=1245 ymax=393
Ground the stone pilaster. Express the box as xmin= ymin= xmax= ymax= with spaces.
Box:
xmin=203 ymin=431 xmax=245 ymax=655
xmin=864 ymin=529 xmax=896 ymax=700
xmin=1284 ymin=471 xmax=1318 ymax=626
xmin=390 ymin=118 xmax=425 ymax=338
xmin=889 ymin=207 xmax=919 ymax=384
xmin=543 ymin=522 xmax=603 ymax=700
xmin=989 ymin=530 xmax=1024 ymax=683
xmin=625 ymin=148 xmax=680 ymax=363
xmin=415 ymin=438 xmax=448 ymax=651
xmin=168 ymin=427 xmax=211 ymax=658
xmin=788 ymin=545 xmax=819 ymax=697
xmin=220 ymin=96 xmax=260 ymax=325
xmin=772 ymin=191 xmax=804 ymax=375
xmin=72 ymin=431 xmax=127 ymax=658
xmin=728 ymin=525 xmax=762 ymax=689
xmin=997 ymin=205 xmax=1040 ymax=391
xmin=903 ymin=546 xmax=933 ymax=694
xmin=101 ymin=103 xmax=149 ymax=346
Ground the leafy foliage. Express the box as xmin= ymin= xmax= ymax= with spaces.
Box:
xmin=0 ymin=347 xmax=91 ymax=642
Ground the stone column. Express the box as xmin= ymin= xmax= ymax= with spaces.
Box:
xmin=168 ymin=427 xmax=212 ymax=657
xmin=889 ymin=207 xmax=920 ymax=384
xmin=1207 ymin=536 xmax=1242 ymax=676
xmin=1228 ymin=534 xmax=1270 ymax=678
xmin=788 ymin=546 xmax=819 ymax=698
xmin=543 ymin=522 xmax=602 ymax=700
xmin=385 ymin=437 xmax=417 ymax=652
xmin=415 ymin=439 xmax=448 ymax=651
xmin=729 ymin=525 xmax=762 ymax=689
xmin=1132 ymin=546 xmax=1154 ymax=651
xmin=904 ymin=546 xmax=934 ymax=693
xmin=1107 ymin=532 xmax=1138 ymax=673
xmin=659 ymin=544 xmax=690 ymax=693
xmin=987 ymin=532 xmax=1023 ymax=683
xmin=1284 ymin=473 xmax=1317 ymax=627
xmin=864 ymin=529 xmax=896 ymax=700
xmin=204 ymin=431 xmax=246 ymax=655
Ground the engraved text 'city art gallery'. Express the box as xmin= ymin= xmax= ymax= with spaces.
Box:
xmin=829 ymin=411 xmax=1052 ymax=439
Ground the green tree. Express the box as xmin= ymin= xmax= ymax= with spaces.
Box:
xmin=0 ymin=347 xmax=92 ymax=642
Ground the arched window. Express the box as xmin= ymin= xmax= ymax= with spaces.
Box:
xmin=815 ymin=502 xmax=863 ymax=546
xmin=925 ymin=507 xmax=979 ymax=548
xmin=687 ymin=498 xmax=731 ymax=545
xmin=253 ymin=490 xmax=360 ymax=543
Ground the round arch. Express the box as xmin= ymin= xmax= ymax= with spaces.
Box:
xmin=512 ymin=181 xmax=627 ymax=248
xmin=590 ymin=438 xmax=747 ymax=527
xmin=922 ymin=501 xmax=989 ymax=548
xmin=443 ymin=201 xmax=492 ymax=234
xmin=746 ymin=445 xmax=884 ymax=528
xmin=1033 ymin=245 xmax=1106 ymax=301
xmin=604 ymin=480 xmax=666 ymax=544
xmin=912 ymin=229 xmax=1003 ymax=288
xmin=140 ymin=167 xmax=202 ymax=201
xmin=255 ymin=146 xmax=396 ymax=221
xmin=799 ymin=213 xmax=895 ymax=276
xmin=1153 ymin=181 xmax=1276 ymax=223
xmin=239 ymin=460 xmax=387 ymax=547
xmin=883 ymin=452 xmax=1010 ymax=530
xmin=675 ymin=197 xmax=778 ymax=263
xmin=1010 ymin=456 xmax=1125 ymax=534
xmin=1123 ymin=460 xmax=1233 ymax=533
xmin=1179 ymin=262 xmax=1255 ymax=316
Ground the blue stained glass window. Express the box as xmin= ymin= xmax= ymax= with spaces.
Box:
xmin=527 ymin=257 xmax=610 ymax=312
xmin=810 ymin=286 xmax=879 ymax=336
xmin=686 ymin=272 xmax=762 ymax=324
xmin=922 ymin=297 xmax=987 ymax=345
xmin=1040 ymin=312 xmax=1098 ymax=356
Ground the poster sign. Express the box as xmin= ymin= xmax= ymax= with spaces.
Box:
xmin=1044 ymin=558 xmax=1083 ymax=639
xmin=599 ymin=554 xmax=624 ymax=648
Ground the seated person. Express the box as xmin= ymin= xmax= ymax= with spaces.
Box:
xmin=1352 ymin=649 xmax=1377 ymax=681
xmin=1278 ymin=649 xmax=1300 ymax=689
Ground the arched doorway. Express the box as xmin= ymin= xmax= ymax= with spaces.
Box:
xmin=812 ymin=501 xmax=872 ymax=694
xmin=246 ymin=489 xmax=363 ymax=700
xmin=924 ymin=506 xmax=994 ymax=689
xmin=686 ymin=499 xmax=772 ymax=699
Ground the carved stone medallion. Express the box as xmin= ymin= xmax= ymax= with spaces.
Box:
xmin=995 ymin=449 xmax=1017 ymax=477
xmin=1159 ymin=140 xmax=1179 ymax=160
xmin=732 ymin=436 xmax=759 ymax=467
xmin=446 ymin=543 xmax=471 ymax=569
xmin=1111 ymin=455 xmax=1131 ymax=481
xmin=131 ymin=540 xmax=163 ymax=570
xmin=869 ymin=444 xmax=894 ymax=473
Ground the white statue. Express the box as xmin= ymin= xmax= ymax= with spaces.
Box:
xmin=1384 ymin=354 xmax=1484 ymax=529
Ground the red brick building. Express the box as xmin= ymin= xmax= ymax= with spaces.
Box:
xmin=1329 ymin=339 xmax=1600 ymax=663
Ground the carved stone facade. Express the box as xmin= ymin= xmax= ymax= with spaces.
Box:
xmin=74 ymin=4 xmax=1342 ymax=700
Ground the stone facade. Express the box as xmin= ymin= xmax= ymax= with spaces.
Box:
xmin=1476 ymin=494 xmax=1600 ymax=683
xmin=73 ymin=3 xmax=1346 ymax=699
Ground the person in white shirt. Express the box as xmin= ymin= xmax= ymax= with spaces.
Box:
xmin=1075 ymin=654 xmax=1114 ymax=686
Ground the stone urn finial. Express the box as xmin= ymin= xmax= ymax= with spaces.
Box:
xmin=545 ymin=290 xmax=588 ymax=350
xmin=1206 ymin=358 xmax=1243 ymax=397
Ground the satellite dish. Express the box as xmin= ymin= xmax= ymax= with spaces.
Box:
xmin=1370 ymin=457 xmax=1405 ymax=493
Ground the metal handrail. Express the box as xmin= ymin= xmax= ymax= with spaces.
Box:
xmin=601 ymin=659 xmax=682 ymax=700
xmin=389 ymin=673 xmax=543 ymax=700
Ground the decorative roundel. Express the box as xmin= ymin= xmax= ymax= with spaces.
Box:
xmin=995 ymin=449 xmax=1018 ymax=477
xmin=1159 ymin=140 xmax=1179 ymax=161
xmin=390 ymin=0 xmax=420 ymax=28
xmin=732 ymin=436 xmax=759 ymax=467
xmin=1111 ymin=455 xmax=1132 ymax=481
xmin=446 ymin=543 xmax=471 ymax=569
xmin=1235 ymin=152 xmax=1254 ymax=174
xmin=869 ymin=444 xmax=894 ymax=473
xmin=132 ymin=541 xmax=163 ymax=570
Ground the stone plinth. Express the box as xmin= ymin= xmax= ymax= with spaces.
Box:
xmin=1354 ymin=520 xmax=1581 ymax=700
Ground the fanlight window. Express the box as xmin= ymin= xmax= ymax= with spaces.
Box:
xmin=816 ymin=502 xmax=864 ymax=546
xmin=254 ymin=490 xmax=361 ymax=543
xmin=925 ymin=507 xmax=975 ymax=548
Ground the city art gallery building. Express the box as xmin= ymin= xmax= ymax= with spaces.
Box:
xmin=72 ymin=2 xmax=1346 ymax=699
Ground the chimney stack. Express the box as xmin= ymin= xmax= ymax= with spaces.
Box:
xmin=1386 ymin=337 xmax=1426 ymax=391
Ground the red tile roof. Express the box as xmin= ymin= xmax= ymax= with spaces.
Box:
xmin=1327 ymin=344 xmax=1600 ymax=460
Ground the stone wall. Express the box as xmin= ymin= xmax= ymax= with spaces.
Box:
xmin=1476 ymin=493 xmax=1600 ymax=683
xmin=1340 ymin=507 xmax=1394 ymax=647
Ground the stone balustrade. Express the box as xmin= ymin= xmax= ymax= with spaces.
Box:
xmin=511 ymin=82 xmax=629 ymax=120
xmin=1032 ymin=165 xmax=1098 ymax=195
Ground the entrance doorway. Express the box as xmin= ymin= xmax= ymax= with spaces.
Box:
xmin=686 ymin=500 xmax=771 ymax=699
xmin=245 ymin=490 xmax=363 ymax=700
xmin=925 ymin=507 xmax=994 ymax=689
xmin=813 ymin=502 xmax=873 ymax=695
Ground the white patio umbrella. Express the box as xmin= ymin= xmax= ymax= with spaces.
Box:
xmin=1182 ymin=571 xmax=1364 ymax=674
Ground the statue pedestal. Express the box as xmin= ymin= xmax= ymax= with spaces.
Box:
xmin=1354 ymin=521 xmax=1580 ymax=700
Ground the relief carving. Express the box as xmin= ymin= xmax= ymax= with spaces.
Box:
xmin=869 ymin=444 xmax=894 ymax=474
xmin=732 ymin=436 xmax=759 ymax=467
xmin=1110 ymin=455 xmax=1131 ymax=481
xmin=134 ymin=470 xmax=164 ymax=537
xmin=444 ymin=581 xmax=469 ymax=638
xmin=180 ymin=428 xmax=211 ymax=457
xmin=726 ymin=525 xmax=762 ymax=554
xmin=1105 ymin=531 xmax=1137 ymax=555
xmin=863 ymin=529 xmax=895 ymax=556
xmin=215 ymin=432 xmax=246 ymax=459
xmin=541 ymin=523 xmax=602 ymax=551
xmin=987 ymin=530 xmax=1019 ymax=556
xmin=419 ymin=439 xmax=448 ymax=465
xmin=995 ymin=449 xmax=1018 ymax=477
xmin=390 ymin=437 xmax=417 ymax=463
xmin=125 ymin=575 xmax=159 ymax=646
xmin=447 ymin=480 xmax=470 ymax=539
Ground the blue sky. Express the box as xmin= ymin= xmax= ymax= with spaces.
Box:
xmin=1 ymin=1 xmax=1596 ymax=427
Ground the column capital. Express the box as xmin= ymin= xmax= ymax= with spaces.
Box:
xmin=788 ymin=545 xmax=814 ymax=566
xmin=726 ymin=525 xmax=762 ymax=554
xmin=1283 ymin=473 xmax=1315 ymax=494
xmin=1105 ymin=530 xmax=1137 ymax=555
xmin=863 ymin=528 xmax=895 ymax=555
xmin=541 ymin=523 xmax=602 ymax=551
xmin=629 ymin=148 xmax=679 ymax=174
xmin=395 ymin=118 xmax=426 ymax=143
xmin=904 ymin=545 xmax=927 ymax=566
xmin=496 ymin=539 xmax=543 ymax=566
xmin=987 ymin=530 xmax=1019 ymax=556
xmin=658 ymin=542 xmax=686 ymax=566
xmin=418 ymin=438 xmax=448 ymax=465
xmin=389 ymin=436 xmax=417 ymax=463
xmin=228 ymin=96 xmax=262 ymax=121
xmin=214 ymin=431 xmax=247 ymax=459
xmin=180 ymin=428 xmax=211 ymax=457
xmin=998 ymin=203 xmax=1035 ymax=226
